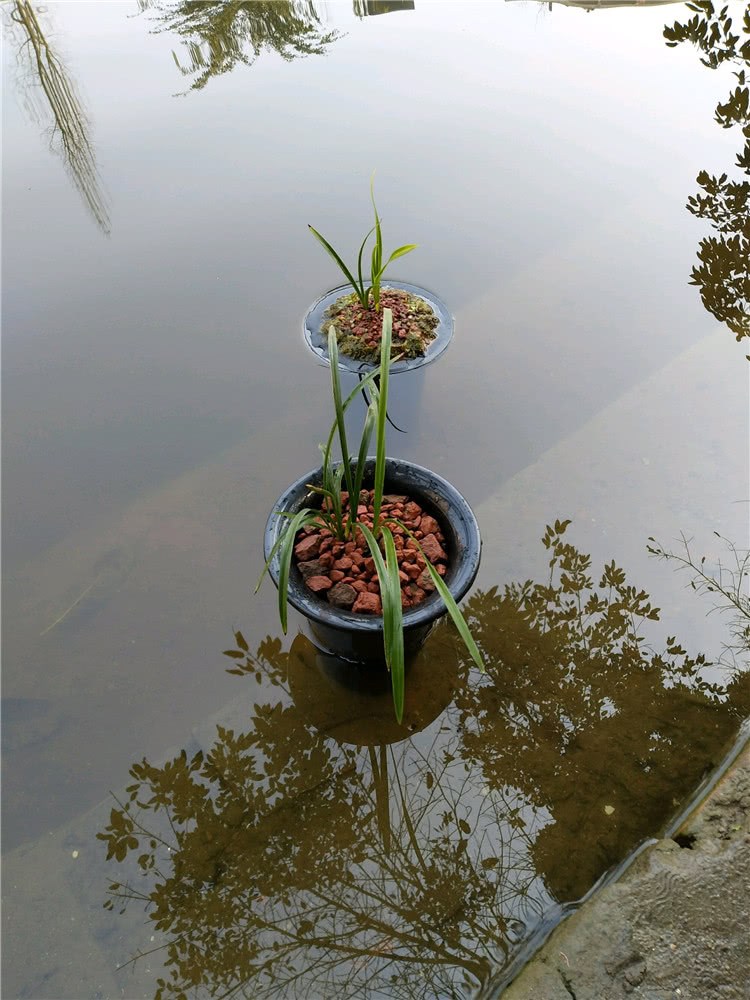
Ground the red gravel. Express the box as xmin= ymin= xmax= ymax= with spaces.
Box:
xmin=322 ymin=289 xmax=438 ymax=362
xmin=295 ymin=489 xmax=449 ymax=614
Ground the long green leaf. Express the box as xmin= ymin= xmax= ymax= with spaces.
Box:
xmin=358 ymin=523 xmax=405 ymax=723
xmin=370 ymin=250 xmax=379 ymax=309
xmin=382 ymin=527 xmax=405 ymax=722
xmin=380 ymin=243 xmax=418 ymax=273
xmin=370 ymin=174 xmax=383 ymax=307
xmin=256 ymin=508 xmax=319 ymax=629
xmin=357 ymin=225 xmax=376 ymax=303
xmin=328 ymin=327 xmax=356 ymax=501
xmin=320 ymin=353 xmax=400 ymax=465
xmin=308 ymin=225 xmax=365 ymax=306
xmin=422 ymin=560 xmax=483 ymax=670
xmin=350 ymin=401 xmax=377 ymax=530
xmin=386 ymin=518 xmax=483 ymax=671
xmin=275 ymin=509 xmax=322 ymax=634
xmin=372 ymin=308 xmax=392 ymax=530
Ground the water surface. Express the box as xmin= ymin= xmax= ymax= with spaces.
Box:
xmin=2 ymin=1 xmax=749 ymax=997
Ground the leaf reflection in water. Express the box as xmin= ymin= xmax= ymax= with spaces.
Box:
xmin=98 ymin=521 xmax=750 ymax=998
xmin=665 ymin=1 xmax=750 ymax=346
xmin=137 ymin=0 xmax=342 ymax=92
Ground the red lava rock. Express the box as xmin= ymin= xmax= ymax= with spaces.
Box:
xmin=294 ymin=491 xmax=451 ymax=616
xmin=328 ymin=582 xmax=357 ymax=609
xmin=294 ymin=534 xmax=321 ymax=561
xmin=352 ymin=591 xmax=382 ymax=614
xmin=298 ymin=559 xmax=328 ymax=580
xmin=419 ymin=514 xmax=440 ymax=535
xmin=420 ymin=533 xmax=447 ymax=563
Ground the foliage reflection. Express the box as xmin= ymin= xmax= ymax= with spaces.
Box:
xmin=137 ymin=1 xmax=341 ymax=92
xmin=5 ymin=0 xmax=110 ymax=232
xmin=665 ymin=1 xmax=750 ymax=346
xmin=99 ymin=522 xmax=750 ymax=998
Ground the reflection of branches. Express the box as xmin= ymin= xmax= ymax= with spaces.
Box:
xmin=648 ymin=530 xmax=750 ymax=673
xmin=99 ymin=627 xmax=546 ymax=999
xmin=665 ymin=2 xmax=750 ymax=344
xmin=452 ymin=520 xmax=750 ymax=900
xmin=137 ymin=1 xmax=340 ymax=92
xmin=8 ymin=1 xmax=110 ymax=233
xmin=99 ymin=522 xmax=750 ymax=997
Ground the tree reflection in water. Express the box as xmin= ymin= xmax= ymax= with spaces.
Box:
xmin=137 ymin=1 xmax=341 ymax=92
xmin=99 ymin=521 xmax=750 ymax=999
xmin=5 ymin=1 xmax=110 ymax=232
xmin=665 ymin=2 xmax=750 ymax=346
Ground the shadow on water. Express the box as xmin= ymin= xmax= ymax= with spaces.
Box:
xmin=98 ymin=521 xmax=750 ymax=999
xmin=4 ymin=0 xmax=110 ymax=232
xmin=664 ymin=1 xmax=750 ymax=348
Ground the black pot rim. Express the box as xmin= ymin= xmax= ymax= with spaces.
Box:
xmin=263 ymin=458 xmax=481 ymax=634
xmin=302 ymin=281 xmax=454 ymax=374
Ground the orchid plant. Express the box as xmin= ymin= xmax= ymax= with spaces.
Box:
xmin=258 ymin=308 xmax=482 ymax=721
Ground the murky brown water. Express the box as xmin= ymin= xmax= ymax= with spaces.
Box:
xmin=3 ymin=1 xmax=749 ymax=997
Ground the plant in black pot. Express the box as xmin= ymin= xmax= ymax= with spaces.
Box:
xmin=258 ymin=309 xmax=482 ymax=721
xmin=306 ymin=175 xmax=451 ymax=367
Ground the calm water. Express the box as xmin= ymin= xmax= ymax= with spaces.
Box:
xmin=2 ymin=1 xmax=749 ymax=997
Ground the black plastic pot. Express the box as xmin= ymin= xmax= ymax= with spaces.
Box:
xmin=302 ymin=281 xmax=454 ymax=374
xmin=263 ymin=457 xmax=481 ymax=665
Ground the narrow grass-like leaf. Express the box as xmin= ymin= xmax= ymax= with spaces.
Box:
xmin=255 ymin=506 xmax=318 ymax=612
xmin=371 ymin=244 xmax=381 ymax=309
xmin=372 ymin=308 xmax=392 ymax=531
xmin=422 ymin=561 xmax=483 ymax=670
xmin=382 ymin=244 xmax=418 ymax=269
xmin=350 ymin=401 xmax=377 ymax=530
xmin=357 ymin=225 xmax=376 ymax=304
xmin=370 ymin=174 xmax=383 ymax=308
xmin=389 ymin=519 xmax=484 ymax=672
xmin=328 ymin=327 xmax=356 ymax=500
xmin=321 ymin=351 xmax=402 ymax=466
xmin=308 ymin=225 xmax=364 ymax=306
xmin=359 ymin=523 xmax=405 ymax=722
xmin=382 ymin=527 xmax=405 ymax=722
xmin=275 ymin=509 xmax=322 ymax=634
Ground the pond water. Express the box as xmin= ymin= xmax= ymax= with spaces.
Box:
xmin=2 ymin=1 xmax=749 ymax=998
